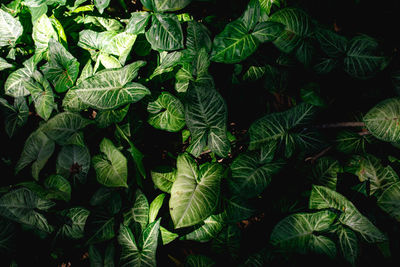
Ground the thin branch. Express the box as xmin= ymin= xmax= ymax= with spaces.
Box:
xmin=315 ymin=122 xmax=365 ymax=129
xmin=358 ymin=130 xmax=371 ymax=136
xmin=305 ymin=146 xmax=332 ymax=164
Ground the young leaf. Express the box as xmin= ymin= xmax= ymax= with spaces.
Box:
xmin=309 ymin=185 xmax=387 ymax=243
xmin=41 ymin=39 xmax=80 ymax=93
xmin=160 ymin=226 xmax=178 ymax=245
xmin=259 ymin=0 xmax=285 ymax=15
xmin=94 ymin=0 xmax=110 ymax=14
xmin=149 ymin=193 xmax=166 ymax=223
xmin=270 ymin=210 xmax=337 ymax=258
xmin=145 ymin=13 xmax=184 ymax=51
xmin=147 ymin=92 xmax=185 ymax=132
xmin=0 ymin=188 xmax=54 ymax=233
xmin=169 ymin=153 xmax=223 ymax=228
xmin=15 ymin=129 xmax=55 ymax=180
xmin=229 ymin=150 xmax=284 ymax=198
xmin=118 ymin=219 xmax=161 ymax=267
xmin=185 ymin=82 xmax=230 ymax=158
xmin=73 ymin=61 xmax=150 ymax=110
xmin=364 ymin=98 xmax=400 ymax=142
xmin=92 ymin=138 xmax=128 ymax=188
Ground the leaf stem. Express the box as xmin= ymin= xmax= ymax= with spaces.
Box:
xmin=315 ymin=122 xmax=365 ymax=128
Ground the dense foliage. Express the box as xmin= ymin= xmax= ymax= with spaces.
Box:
xmin=0 ymin=0 xmax=400 ymax=266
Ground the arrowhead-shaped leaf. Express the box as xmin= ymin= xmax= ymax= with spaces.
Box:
xmin=56 ymin=144 xmax=91 ymax=183
xmin=0 ymin=9 xmax=23 ymax=48
xmin=169 ymin=153 xmax=223 ymax=228
xmin=32 ymin=14 xmax=58 ymax=54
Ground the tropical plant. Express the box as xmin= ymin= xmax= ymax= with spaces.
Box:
xmin=0 ymin=0 xmax=399 ymax=266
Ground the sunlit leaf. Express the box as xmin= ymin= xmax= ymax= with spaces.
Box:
xmin=124 ymin=189 xmax=149 ymax=230
xmin=151 ymin=166 xmax=177 ymax=193
xmin=0 ymin=9 xmax=23 ymax=48
xmin=181 ymin=213 xmax=225 ymax=242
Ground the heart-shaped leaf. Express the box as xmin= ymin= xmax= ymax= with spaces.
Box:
xmin=0 ymin=9 xmax=23 ymax=49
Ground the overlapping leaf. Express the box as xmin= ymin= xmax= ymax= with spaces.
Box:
xmin=377 ymin=182 xmax=400 ymax=222
xmin=0 ymin=97 xmax=29 ymax=138
xmin=0 ymin=9 xmax=23 ymax=48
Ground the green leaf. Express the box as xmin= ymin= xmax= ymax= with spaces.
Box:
xmin=41 ymin=112 xmax=92 ymax=145
xmin=124 ymin=189 xmax=149 ymax=230
xmin=41 ymin=39 xmax=80 ymax=93
xmin=56 ymin=144 xmax=90 ymax=183
xmin=229 ymin=150 xmax=284 ymax=198
xmin=211 ymin=20 xmax=259 ymax=64
xmin=270 ymin=210 xmax=337 ymax=258
xmin=335 ymin=130 xmax=373 ymax=154
xmin=73 ymin=62 xmax=150 ymax=110
xmin=377 ymin=182 xmax=400 ymax=222
xmin=24 ymin=71 xmax=55 ymax=121
xmin=346 ymin=154 xmax=398 ymax=196
xmin=252 ymin=21 xmax=284 ymax=43
xmin=186 ymin=21 xmax=212 ymax=56
xmin=148 ymin=92 xmax=185 ymax=132
xmin=0 ymin=188 xmax=54 ymax=233
xmin=44 ymin=174 xmax=71 ymax=202
xmin=94 ymin=0 xmax=110 ymax=14
xmin=4 ymin=67 xmax=33 ymax=97
xmin=82 ymin=16 xmax=124 ymax=32
xmin=88 ymin=243 xmax=115 ymax=267
xmin=185 ymin=83 xmax=230 ymax=157
xmin=239 ymin=0 xmax=261 ymax=31
xmin=169 ymin=153 xmax=223 ymax=228
xmin=151 ymin=166 xmax=177 ymax=193
xmin=0 ymin=97 xmax=29 ymax=138
xmin=0 ymin=9 xmax=23 ymax=48
xmin=309 ymin=185 xmax=387 ymax=243
xmin=32 ymin=14 xmax=58 ymax=54
xmin=300 ymin=82 xmax=326 ymax=107
xmin=315 ymin=28 xmax=347 ymax=58
xmin=149 ymin=193 xmax=166 ymax=223
xmin=249 ymin=103 xmax=318 ymax=158
xmin=0 ymin=57 xmax=13 ymax=70
xmin=125 ymin=12 xmax=151 ymax=35
xmin=118 ymin=219 xmax=161 ymax=267
xmin=145 ymin=13 xmax=184 ymax=51
xmin=58 ymin=207 xmax=90 ymax=239
xmin=0 ymin=218 xmax=15 ymax=254
xmin=268 ymin=8 xmax=312 ymax=53
xmin=93 ymin=138 xmax=128 ymax=188
xmin=335 ymin=224 xmax=359 ymax=265
xmin=95 ymin=104 xmax=130 ymax=128
xmin=181 ymin=213 xmax=225 ymax=242
xmin=185 ymin=254 xmax=216 ymax=267
xmin=224 ymin=196 xmax=256 ymax=223
xmin=343 ymin=35 xmax=386 ymax=79
xmin=364 ymin=98 xmax=400 ymax=142
xmin=15 ymin=129 xmax=55 ymax=180
xmin=309 ymin=157 xmax=341 ymax=190
xmin=85 ymin=208 xmax=115 ymax=244
xmin=150 ymin=51 xmax=182 ymax=79
xmin=259 ymin=0 xmax=285 ymax=15
xmin=160 ymin=226 xmax=178 ymax=245
xmin=211 ymin=224 xmax=241 ymax=260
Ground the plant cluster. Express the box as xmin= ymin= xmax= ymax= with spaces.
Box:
xmin=0 ymin=0 xmax=400 ymax=266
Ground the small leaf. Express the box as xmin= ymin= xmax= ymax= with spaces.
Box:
xmin=44 ymin=174 xmax=71 ymax=202
xmin=148 ymin=92 xmax=185 ymax=132
xmin=124 ymin=189 xmax=149 ymax=230
xmin=309 ymin=157 xmax=341 ymax=190
xmin=149 ymin=193 xmax=166 ymax=223
xmin=94 ymin=0 xmax=110 ymax=14
xmin=160 ymin=226 xmax=178 ymax=245
xmin=58 ymin=207 xmax=90 ymax=239
xmin=181 ymin=213 xmax=225 ymax=242
xmin=56 ymin=144 xmax=90 ymax=183
xmin=151 ymin=166 xmax=177 ymax=193
xmin=93 ymin=138 xmax=128 ymax=188
xmin=96 ymin=105 xmax=130 ymax=128
xmin=0 ymin=97 xmax=29 ymax=138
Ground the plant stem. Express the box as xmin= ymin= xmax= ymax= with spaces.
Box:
xmin=316 ymin=122 xmax=365 ymax=128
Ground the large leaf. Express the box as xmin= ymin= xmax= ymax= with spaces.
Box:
xmin=229 ymin=150 xmax=284 ymax=198
xmin=118 ymin=219 xmax=160 ymax=267
xmin=4 ymin=67 xmax=34 ymax=97
xmin=309 ymin=185 xmax=387 ymax=243
xmin=186 ymin=21 xmax=212 ymax=56
xmin=0 ymin=97 xmax=29 ymax=138
xmin=145 ymin=13 xmax=184 ymax=51
xmin=92 ymin=138 xmax=128 ymax=188
xmin=185 ymin=82 xmax=230 ymax=157
xmin=346 ymin=154 xmax=398 ymax=196
xmin=148 ymin=92 xmax=185 ymax=132
xmin=58 ymin=207 xmax=90 ymax=239
xmin=249 ymin=103 xmax=319 ymax=158
xmin=268 ymin=8 xmax=312 ymax=53
xmin=15 ymin=129 xmax=55 ymax=180
xmin=0 ymin=188 xmax=54 ymax=233
xmin=364 ymin=98 xmax=400 ymax=142
xmin=169 ymin=153 xmax=223 ymax=228
xmin=377 ymin=182 xmax=400 ymax=222
xmin=343 ymin=35 xmax=386 ymax=79
xmin=32 ymin=14 xmax=58 ymax=54
xmin=0 ymin=9 xmax=23 ymax=48
xmin=41 ymin=112 xmax=92 ymax=145
xmin=56 ymin=145 xmax=91 ymax=183
xmin=270 ymin=210 xmax=337 ymax=258
xmin=73 ymin=61 xmax=150 ymax=110
xmin=41 ymin=39 xmax=80 ymax=93
xmin=125 ymin=12 xmax=151 ymax=35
